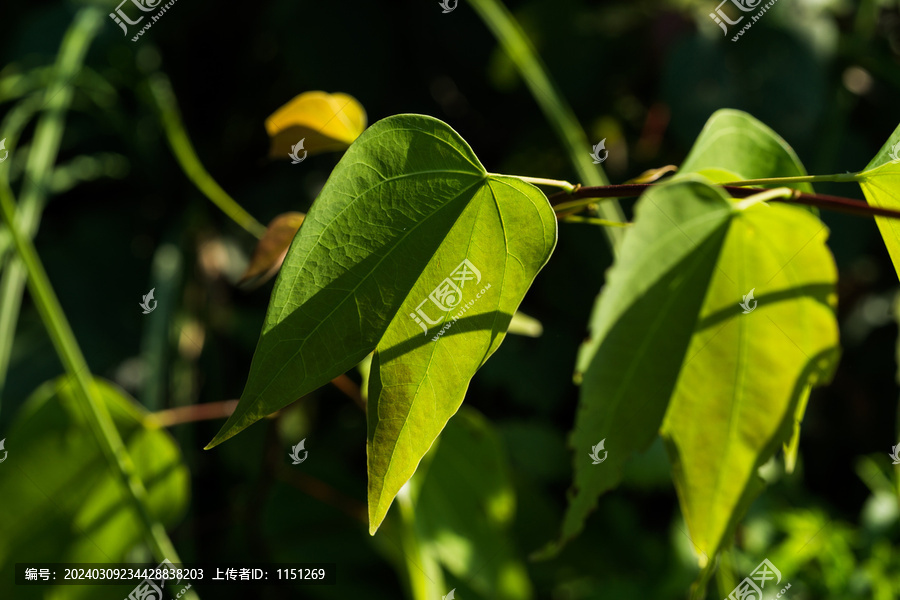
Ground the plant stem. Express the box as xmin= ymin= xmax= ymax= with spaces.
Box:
xmin=0 ymin=179 xmax=197 ymax=600
xmin=467 ymin=0 xmax=625 ymax=251
xmin=733 ymin=187 xmax=797 ymax=210
xmin=494 ymin=173 xmax=576 ymax=191
xmin=721 ymin=173 xmax=860 ymax=186
xmin=150 ymin=400 xmax=239 ymax=427
xmin=0 ymin=8 xmax=103 ymax=414
xmin=561 ymin=215 xmax=631 ymax=227
xmin=547 ymin=183 xmax=900 ymax=220
xmin=146 ymin=73 xmax=266 ymax=239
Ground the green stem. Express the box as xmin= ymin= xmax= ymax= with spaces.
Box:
xmin=722 ymin=173 xmax=860 ymax=186
xmin=561 ymin=215 xmax=631 ymax=227
xmin=0 ymin=182 xmax=198 ymax=600
xmin=733 ymin=187 xmax=797 ymax=210
xmin=0 ymin=8 xmax=102 ymax=414
xmin=493 ymin=173 xmax=576 ymax=191
xmin=146 ymin=73 xmax=266 ymax=239
xmin=467 ymin=0 xmax=625 ymax=251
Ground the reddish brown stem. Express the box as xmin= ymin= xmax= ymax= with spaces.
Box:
xmin=547 ymin=183 xmax=900 ymax=220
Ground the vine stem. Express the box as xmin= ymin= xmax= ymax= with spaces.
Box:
xmin=721 ymin=173 xmax=861 ymax=186
xmin=493 ymin=173 xmax=577 ymax=192
xmin=0 ymin=179 xmax=197 ymax=600
xmin=146 ymin=73 xmax=266 ymax=239
xmin=547 ymin=183 xmax=900 ymax=221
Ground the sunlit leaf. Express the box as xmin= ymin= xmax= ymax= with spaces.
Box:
xmin=239 ymin=212 xmax=306 ymax=289
xmin=858 ymin=129 xmax=900 ymax=280
xmin=207 ymin=115 xmax=556 ymax=537
xmin=660 ymin=201 xmax=839 ymax=567
xmin=0 ymin=377 xmax=189 ymax=599
xmin=552 ymin=109 xmax=830 ymax=557
xmin=542 ymin=178 xmax=734 ymax=556
xmin=680 ymin=108 xmax=813 ymax=191
xmin=265 ymin=91 xmax=367 ymax=159
xmin=411 ymin=407 xmax=533 ymax=599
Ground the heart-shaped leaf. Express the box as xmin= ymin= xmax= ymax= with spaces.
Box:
xmin=541 ymin=178 xmax=734 ymax=557
xmin=0 ymin=377 xmax=189 ymax=599
xmin=208 ymin=115 xmax=556 ymax=534
xmin=660 ymin=200 xmax=839 ymax=567
xmin=265 ymin=91 xmax=367 ymax=159
xmin=551 ymin=109 xmax=828 ymax=557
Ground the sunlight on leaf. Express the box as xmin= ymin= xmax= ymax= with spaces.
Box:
xmin=410 ymin=408 xmax=533 ymax=600
xmin=660 ymin=201 xmax=839 ymax=568
xmin=680 ymin=109 xmax=813 ymax=191
xmin=858 ymin=129 xmax=900 ymax=280
xmin=208 ymin=115 xmax=556 ymax=537
xmin=265 ymin=91 xmax=367 ymax=159
xmin=541 ymin=178 xmax=734 ymax=557
xmin=239 ymin=212 xmax=305 ymax=289
xmin=0 ymin=377 xmax=189 ymax=599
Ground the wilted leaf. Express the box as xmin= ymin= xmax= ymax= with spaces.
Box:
xmin=660 ymin=201 xmax=839 ymax=567
xmin=207 ymin=115 xmax=556 ymax=537
xmin=0 ymin=377 xmax=189 ymax=599
xmin=265 ymin=91 xmax=367 ymax=159
xmin=239 ymin=212 xmax=306 ymax=289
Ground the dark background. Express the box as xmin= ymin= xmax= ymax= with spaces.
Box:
xmin=2 ymin=0 xmax=899 ymax=597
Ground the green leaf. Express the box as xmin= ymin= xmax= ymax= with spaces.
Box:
xmin=0 ymin=377 xmax=189 ymax=599
xmin=410 ymin=407 xmax=533 ymax=600
xmin=207 ymin=115 xmax=556 ymax=534
xmin=679 ymin=109 xmax=813 ymax=191
xmin=858 ymin=128 xmax=900 ymax=280
xmin=367 ymin=173 xmax=554 ymax=533
xmin=543 ymin=178 xmax=735 ymax=556
xmin=660 ymin=200 xmax=839 ymax=568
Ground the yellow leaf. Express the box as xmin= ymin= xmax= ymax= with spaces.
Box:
xmin=239 ymin=212 xmax=306 ymax=289
xmin=265 ymin=91 xmax=366 ymax=159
